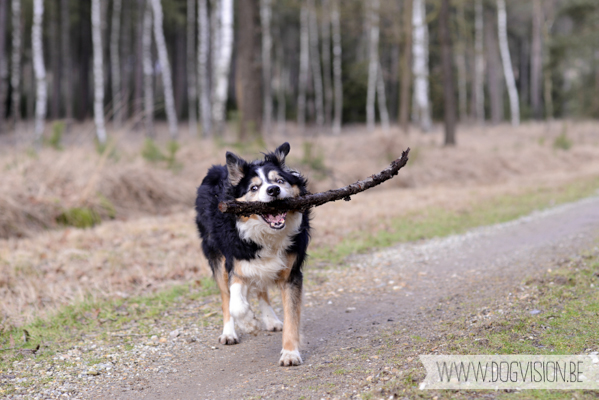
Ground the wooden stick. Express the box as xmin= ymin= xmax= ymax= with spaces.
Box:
xmin=218 ymin=148 xmax=410 ymax=216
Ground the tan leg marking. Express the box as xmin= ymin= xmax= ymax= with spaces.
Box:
xmin=215 ymin=259 xmax=238 ymax=345
xmin=277 ymin=254 xmax=302 ymax=366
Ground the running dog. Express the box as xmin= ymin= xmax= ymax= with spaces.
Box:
xmin=195 ymin=143 xmax=310 ymax=366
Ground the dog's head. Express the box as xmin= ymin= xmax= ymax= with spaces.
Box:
xmin=226 ymin=142 xmax=306 ymax=231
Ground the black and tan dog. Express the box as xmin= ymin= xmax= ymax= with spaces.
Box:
xmin=195 ymin=143 xmax=310 ymax=366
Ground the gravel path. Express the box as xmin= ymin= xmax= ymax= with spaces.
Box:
xmin=5 ymin=196 xmax=599 ymax=399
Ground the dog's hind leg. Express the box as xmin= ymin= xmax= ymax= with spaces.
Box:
xmin=214 ymin=260 xmax=239 ymax=345
xmin=257 ymin=290 xmax=283 ymax=332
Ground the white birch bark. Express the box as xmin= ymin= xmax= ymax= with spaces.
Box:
xmin=260 ymin=0 xmax=273 ymax=135
xmin=198 ymin=0 xmax=212 ymax=136
xmin=150 ymin=0 xmax=178 ymax=139
xmin=110 ymin=0 xmax=122 ymax=129
xmin=474 ymin=0 xmax=485 ymax=123
xmin=92 ymin=0 xmax=107 ymax=144
xmin=32 ymin=0 xmax=47 ymax=144
xmin=321 ymin=0 xmax=333 ymax=126
xmin=211 ymin=0 xmax=233 ymax=133
xmin=366 ymin=0 xmax=380 ymax=132
xmin=331 ymin=0 xmax=342 ymax=134
xmin=376 ymin=62 xmax=390 ymax=132
xmin=308 ymin=0 xmax=324 ymax=127
xmin=187 ymin=0 xmax=197 ymax=136
xmin=497 ymin=0 xmax=519 ymax=126
xmin=297 ymin=4 xmax=309 ymax=131
xmin=11 ymin=0 xmax=22 ymax=126
xmin=412 ymin=0 xmax=431 ymax=132
xmin=142 ymin=2 xmax=154 ymax=137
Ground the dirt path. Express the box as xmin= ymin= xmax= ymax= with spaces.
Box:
xmin=81 ymin=195 xmax=599 ymax=400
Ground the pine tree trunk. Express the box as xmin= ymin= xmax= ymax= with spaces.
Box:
xmin=276 ymin=40 xmax=287 ymax=135
xmin=542 ymin=7 xmax=554 ymax=121
xmin=212 ymin=0 xmax=233 ymax=134
xmin=398 ymin=0 xmax=412 ymax=134
xmin=439 ymin=0 xmax=456 ymax=145
xmin=497 ymin=0 xmax=519 ymax=126
xmin=308 ymin=0 xmax=324 ymax=127
xmin=120 ymin=0 xmax=132 ymax=121
xmin=412 ymin=0 xmax=431 ymax=132
xmin=150 ymin=0 xmax=178 ymax=139
xmin=32 ymin=0 xmax=47 ymax=145
xmin=92 ymin=0 xmax=107 ymax=144
xmin=485 ymin=8 xmax=502 ymax=124
xmin=376 ymin=62 xmax=390 ymax=132
xmin=297 ymin=3 xmax=309 ymax=131
xmin=111 ymin=0 xmax=123 ymax=129
xmin=187 ymin=0 xmax=197 ymax=136
xmin=474 ymin=0 xmax=485 ymax=124
xmin=260 ymin=0 xmax=273 ymax=135
xmin=455 ymin=0 xmax=468 ymax=122
xmin=331 ymin=0 xmax=342 ymax=134
xmin=321 ymin=0 xmax=333 ymax=127
xmin=11 ymin=0 xmax=22 ymax=130
xmin=133 ymin=0 xmax=145 ymax=129
xmin=61 ymin=0 xmax=72 ymax=129
xmin=530 ymin=0 xmax=542 ymax=119
xmin=197 ymin=0 xmax=211 ymax=136
xmin=366 ymin=0 xmax=379 ymax=132
xmin=142 ymin=1 xmax=154 ymax=137
xmin=0 ymin=0 xmax=8 ymax=133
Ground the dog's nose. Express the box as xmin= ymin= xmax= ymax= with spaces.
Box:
xmin=266 ymin=185 xmax=280 ymax=197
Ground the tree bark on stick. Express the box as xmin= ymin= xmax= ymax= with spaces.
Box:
xmin=219 ymin=148 xmax=410 ymax=216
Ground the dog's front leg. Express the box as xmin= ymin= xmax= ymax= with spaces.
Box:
xmin=229 ymin=277 xmax=260 ymax=334
xmin=279 ymin=280 xmax=302 ymax=366
xmin=214 ymin=263 xmax=238 ymax=345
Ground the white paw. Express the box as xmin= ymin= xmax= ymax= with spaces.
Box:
xmin=218 ymin=333 xmax=239 ymax=345
xmin=262 ymin=316 xmax=283 ymax=332
xmin=279 ymin=349 xmax=302 ymax=367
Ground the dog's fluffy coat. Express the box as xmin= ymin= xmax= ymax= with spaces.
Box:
xmin=195 ymin=143 xmax=310 ymax=366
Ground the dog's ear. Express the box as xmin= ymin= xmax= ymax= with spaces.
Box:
xmin=273 ymin=142 xmax=290 ymax=165
xmin=226 ymin=151 xmax=246 ymax=186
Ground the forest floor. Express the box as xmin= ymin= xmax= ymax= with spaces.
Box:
xmin=1 ymin=121 xmax=599 ymax=399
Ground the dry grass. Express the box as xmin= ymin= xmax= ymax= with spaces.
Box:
xmin=1 ymin=120 xmax=599 ymax=327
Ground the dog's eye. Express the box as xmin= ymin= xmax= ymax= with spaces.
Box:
xmin=276 ymin=178 xmax=285 ymax=184
xmin=251 ymin=186 xmax=259 ymax=192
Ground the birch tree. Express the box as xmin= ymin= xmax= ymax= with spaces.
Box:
xmin=321 ymin=0 xmax=333 ymax=126
xmin=11 ymin=0 xmax=22 ymax=128
xmin=198 ymin=0 xmax=211 ymax=136
xmin=260 ymin=0 xmax=273 ymax=135
xmin=297 ymin=4 xmax=309 ymax=131
xmin=111 ymin=0 xmax=123 ymax=129
xmin=412 ymin=0 xmax=431 ymax=132
xmin=308 ymin=0 xmax=324 ymax=127
xmin=91 ymin=0 xmax=107 ymax=144
xmin=150 ymin=0 xmax=178 ymax=139
xmin=331 ymin=0 xmax=342 ymax=134
xmin=32 ymin=0 xmax=47 ymax=144
xmin=61 ymin=0 xmax=72 ymax=128
xmin=497 ymin=0 xmax=519 ymax=126
xmin=211 ymin=0 xmax=234 ymax=133
xmin=474 ymin=0 xmax=485 ymax=123
xmin=366 ymin=0 xmax=380 ymax=132
xmin=376 ymin=62 xmax=390 ymax=131
xmin=142 ymin=2 xmax=154 ymax=137
xmin=0 ymin=0 xmax=7 ymax=133
xmin=187 ymin=0 xmax=197 ymax=136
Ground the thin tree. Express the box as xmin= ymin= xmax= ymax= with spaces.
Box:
xmin=474 ymin=0 xmax=485 ymax=124
xmin=308 ymin=0 xmax=324 ymax=127
xmin=530 ymin=0 xmax=542 ymax=119
xmin=297 ymin=3 xmax=309 ymax=131
xmin=11 ymin=0 xmax=22 ymax=131
xmin=198 ymin=0 xmax=211 ymax=136
xmin=0 ymin=0 xmax=7 ymax=133
xmin=133 ymin=0 xmax=145 ymax=130
xmin=211 ymin=0 xmax=234 ymax=134
xmin=366 ymin=0 xmax=380 ymax=132
xmin=542 ymin=1 xmax=554 ymax=120
xmin=398 ymin=0 xmax=412 ymax=134
xmin=61 ymin=0 xmax=72 ymax=130
xmin=455 ymin=0 xmax=468 ymax=122
xmin=275 ymin=38 xmax=287 ymax=135
xmin=32 ymin=0 xmax=47 ymax=145
xmin=331 ymin=0 xmax=342 ymax=134
xmin=111 ymin=0 xmax=123 ymax=129
xmin=321 ymin=0 xmax=333 ymax=127
xmin=412 ymin=0 xmax=431 ymax=132
xmin=439 ymin=0 xmax=456 ymax=145
xmin=142 ymin=1 xmax=154 ymax=137
xmin=187 ymin=0 xmax=197 ymax=136
xmin=91 ymin=0 xmax=107 ymax=144
xmin=49 ymin=2 xmax=60 ymax=120
xmin=497 ymin=0 xmax=519 ymax=126
xmin=150 ymin=0 xmax=178 ymax=139
xmin=376 ymin=62 xmax=390 ymax=132
xmin=260 ymin=0 xmax=273 ymax=135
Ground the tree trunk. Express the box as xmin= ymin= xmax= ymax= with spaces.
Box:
xmin=120 ymin=0 xmax=131 ymax=122
xmin=133 ymin=0 xmax=145 ymax=129
xmin=474 ymin=0 xmax=485 ymax=124
xmin=376 ymin=62 xmax=390 ymax=132
xmin=186 ymin=0 xmax=197 ymax=136
xmin=236 ymin=0 xmax=262 ymax=140
xmin=439 ymin=0 xmax=456 ymax=145
xmin=32 ymin=0 xmax=47 ymax=145
xmin=260 ymin=0 xmax=272 ymax=135
xmin=412 ymin=0 xmax=431 ymax=132
xmin=212 ymin=0 xmax=234 ymax=134
xmin=331 ymin=0 xmax=342 ymax=134
xmin=11 ymin=0 xmax=22 ymax=131
xmin=0 ymin=0 xmax=8 ymax=133
xmin=398 ymin=0 xmax=412 ymax=134
xmin=497 ymin=0 xmax=519 ymax=126
xmin=61 ymin=0 xmax=72 ymax=129
xmin=198 ymin=0 xmax=211 ymax=136
xmin=455 ymin=0 xmax=468 ymax=122
xmin=92 ymin=0 xmax=107 ymax=144
xmin=530 ymin=0 xmax=542 ymax=119
xmin=142 ymin=1 xmax=154 ymax=137
xmin=485 ymin=8 xmax=502 ymax=124
xmin=150 ymin=0 xmax=178 ymax=139
xmin=275 ymin=39 xmax=287 ymax=135
xmin=366 ymin=0 xmax=379 ymax=132
xmin=49 ymin=2 xmax=61 ymax=120
xmin=542 ymin=5 xmax=554 ymax=121
xmin=321 ymin=0 xmax=333 ymax=127
xmin=297 ymin=3 xmax=309 ymax=131
xmin=308 ymin=0 xmax=324 ymax=127
xmin=111 ymin=0 xmax=123 ymax=129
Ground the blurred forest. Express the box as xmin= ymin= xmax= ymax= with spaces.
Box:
xmin=0 ymin=0 xmax=598 ymax=145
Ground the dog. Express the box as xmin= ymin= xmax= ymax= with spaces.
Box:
xmin=195 ymin=142 xmax=310 ymax=366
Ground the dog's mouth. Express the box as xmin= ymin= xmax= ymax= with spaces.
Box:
xmin=260 ymin=212 xmax=287 ymax=230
